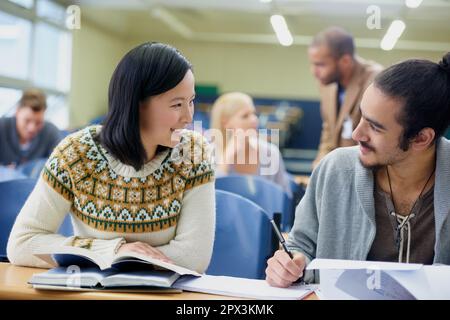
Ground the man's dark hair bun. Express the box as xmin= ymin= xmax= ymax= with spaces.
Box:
xmin=438 ymin=52 xmax=450 ymax=74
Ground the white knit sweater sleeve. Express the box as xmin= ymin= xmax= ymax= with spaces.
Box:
xmin=6 ymin=177 xmax=124 ymax=268
xmin=156 ymin=181 xmax=215 ymax=274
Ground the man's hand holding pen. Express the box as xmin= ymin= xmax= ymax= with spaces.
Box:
xmin=267 ymin=219 xmax=307 ymax=288
xmin=265 ymin=249 xmax=306 ymax=288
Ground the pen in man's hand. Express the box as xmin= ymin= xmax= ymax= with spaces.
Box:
xmin=270 ymin=219 xmax=293 ymax=258
xmin=270 ymin=219 xmax=306 ymax=284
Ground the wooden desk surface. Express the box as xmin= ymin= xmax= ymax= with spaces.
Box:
xmin=0 ymin=262 xmax=236 ymax=300
xmin=0 ymin=263 xmax=317 ymax=300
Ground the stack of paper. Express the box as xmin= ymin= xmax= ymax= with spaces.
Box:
xmin=173 ymin=275 xmax=315 ymax=300
xmin=307 ymin=259 xmax=450 ymax=300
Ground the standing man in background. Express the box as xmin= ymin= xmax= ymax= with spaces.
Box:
xmin=0 ymin=88 xmax=61 ymax=166
xmin=309 ymin=27 xmax=383 ymax=168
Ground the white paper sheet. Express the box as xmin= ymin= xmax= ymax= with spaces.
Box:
xmin=308 ymin=259 xmax=450 ymax=300
xmin=173 ymin=275 xmax=315 ymax=300
xmin=307 ymin=259 xmax=423 ymax=271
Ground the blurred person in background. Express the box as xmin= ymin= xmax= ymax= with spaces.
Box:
xmin=309 ymin=27 xmax=383 ymax=168
xmin=0 ymin=88 xmax=61 ymax=167
xmin=210 ymin=92 xmax=291 ymax=196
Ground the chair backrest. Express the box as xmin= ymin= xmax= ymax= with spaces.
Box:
xmin=0 ymin=179 xmax=73 ymax=261
xmin=17 ymin=158 xmax=48 ymax=179
xmin=89 ymin=115 xmax=106 ymax=125
xmin=206 ymin=190 xmax=275 ymax=279
xmin=0 ymin=179 xmax=37 ymax=260
xmin=215 ymin=175 xmax=293 ymax=231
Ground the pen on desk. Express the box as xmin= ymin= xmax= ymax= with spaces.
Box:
xmin=270 ymin=219 xmax=305 ymax=284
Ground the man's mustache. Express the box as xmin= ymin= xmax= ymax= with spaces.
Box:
xmin=359 ymin=141 xmax=375 ymax=152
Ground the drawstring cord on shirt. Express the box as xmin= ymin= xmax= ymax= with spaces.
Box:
xmin=386 ymin=165 xmax=435 ymax=263
xmin=390 ymin=212 xmax=416 ymax=263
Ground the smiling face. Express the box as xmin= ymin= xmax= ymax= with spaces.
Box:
xmin=139 ymin=69 xmax=195 ymax=148
xmin=351 ymin=84 xmax=410 ymax=169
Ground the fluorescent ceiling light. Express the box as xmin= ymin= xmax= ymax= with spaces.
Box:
xmin=380 ymin=20 xmax=406 ymax=51
xmin=270 ymin=14 xmax=293 ymax=46
xmin=260 ymin=0 xmax=272 ymax=3
xmin=405 ymin=0 xmax=423 ymax=9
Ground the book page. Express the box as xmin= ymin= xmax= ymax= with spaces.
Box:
xmin=31 ymin=284 xmax=182 ymax=293
xmin=100 ymin=270 xmax=180 ymax=288
xmin=30 ymin=268 xmax=181 ymax=290
xmin=29 ymin=267 xmax=115 ymax=288
xmin=34 ymin=246 xmax=109 ymax=270
xmin=113 ymin=252 xmax=201 ymax=276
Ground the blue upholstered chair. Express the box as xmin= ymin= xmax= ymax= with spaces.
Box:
xmin=0 ymin=179 xmax=73 ymax=261
xmin=215 ymin=175 xmax=293 ymax=231
xmin=206 ymin=190 xmax=276 ymax=279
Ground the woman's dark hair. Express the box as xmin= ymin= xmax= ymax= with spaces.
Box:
xmin=374 ymin=52 xmax=450 ymax=151
xmin=100 ymin=42 xmax=192 ymax=170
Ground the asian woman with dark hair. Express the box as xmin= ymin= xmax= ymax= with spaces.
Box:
xmin=7 ymin=43 xmax=215 ymax=273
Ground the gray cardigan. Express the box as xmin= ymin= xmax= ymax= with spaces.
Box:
xmin=287 ymin=138 xmax=450 ymax=283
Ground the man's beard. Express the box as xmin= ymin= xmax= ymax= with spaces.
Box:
xmin=357 ymin=141 xmax=383 ymax=170
xmin=358 ymin=157 xmax=384 ymax=171
xmin=358 ymin=142 xmax=406 ymax=171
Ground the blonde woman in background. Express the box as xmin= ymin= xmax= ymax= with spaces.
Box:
xmin=210 ymin=92 xmax=291 ymax=196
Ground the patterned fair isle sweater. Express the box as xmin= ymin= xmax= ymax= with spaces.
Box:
xmin=7 ymin=126 xmax=215 ymax=273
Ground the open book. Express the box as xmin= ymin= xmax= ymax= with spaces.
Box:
xmin=33 ymin=245 xmax=200 ymax=276
xmin=29 ymin=267 xmax=182 ymax=291
xmin=31 ymin=243 xmax=200 ymax=290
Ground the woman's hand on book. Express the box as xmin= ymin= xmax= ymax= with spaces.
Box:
xmin=117 ymin=241 xmax=173 ymax=264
